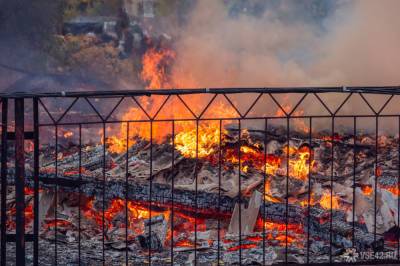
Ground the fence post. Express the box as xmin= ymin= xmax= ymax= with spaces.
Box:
xmin=33 ymin=97 xmax=39 ymax=266
xmin=15 ymin=98 xmax=25 ymax=266
xmin=1 ymin=99 xmax=8 ymax=266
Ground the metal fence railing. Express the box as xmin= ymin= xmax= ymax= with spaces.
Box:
xmin=1 ymin=87 xmax=400 ymax=265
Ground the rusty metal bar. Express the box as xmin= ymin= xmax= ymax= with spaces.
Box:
xmin=15 ymin=98 xmax=25 ymax=266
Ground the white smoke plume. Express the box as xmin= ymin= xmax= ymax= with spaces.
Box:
xmin=170 ymin=0 xmax=400 ymax=88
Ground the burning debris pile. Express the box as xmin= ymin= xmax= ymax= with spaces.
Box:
xmin=3 ymin=42 xmax=400 ymax=265
xmin=4 ymin=119 xmax=400 ymax=264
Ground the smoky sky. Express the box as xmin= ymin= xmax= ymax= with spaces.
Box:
xmin=1 ymin=0 xmax=399 ymax=92
xmin=170 ymin=0 xmax=400 ymax=88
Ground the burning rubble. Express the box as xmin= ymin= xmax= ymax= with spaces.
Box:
xmin=3 ymin=45 xmax=399 ymax=265
xmin=5 ymin=117 xmax=400 ymax=264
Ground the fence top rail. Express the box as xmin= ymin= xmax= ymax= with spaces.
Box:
xmin=0 ymin=86 xmax=400 ymax=98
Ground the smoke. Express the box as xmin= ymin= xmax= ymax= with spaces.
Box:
xmin=312 ymin=0 xmax=400 ymax=86
xmin=170 ymin=0 xmax=400 ymax=88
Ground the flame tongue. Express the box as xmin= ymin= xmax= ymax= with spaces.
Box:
xmin=174 ymin=122 xmax=224 ymax=158
xmin=141 ymin=47 xmax=176 ymax=89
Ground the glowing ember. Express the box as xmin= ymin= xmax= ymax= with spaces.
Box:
xmin=174 ymin=239 xmax=194 ymax=248
xmin=228 ymin=244 xmax=258 ymax=251
xmin=299 ymin=191 xmax=341 ymax=210
xmin=319 ymin=192 xmax=340 ymax=210
xmin=361 ymin=185 xmax=373 ymax=196
xmin=63 ymin=131 xmax=74 ymax=138
xmin=264 ymin=179 xmax=282 ymax=203
xmin=255 ymin=219 xmax=304 ymax=247
xmin=79 ymin=195 xmax=213 ymax=248
xmin=381 ymin=186 xmax=399 ymax=196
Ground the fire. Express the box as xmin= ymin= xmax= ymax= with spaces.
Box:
xmin=228 ymin=244 xmax=258 ymax=252
xmin=81 ymin=196 xmax=211 ymax=247
xmin=224 ymin=143 xmax=281 ymax=174
xmin=263 ymin=221 xmax=304 ymax=234
xmin=106 ymin=46 xmax=238 ymax=155
xmin=276 ymin=101 xmax=309 ymax=133
xmin=6 ymin=202 xmax=34 ymax=230
xmin=174 ymin=239 xmax=194 ymax=248
xmin=254 ymin=220 xmax=304 ymax=247
xmin=106 ymin=44 xmax=313 ymax=181
xmin=299 ymin=190 xmax=341 ymax=210
xmin=141 ymin=47 xmax=176 ymax=89
xmin=361 ymin=185 xmax=373 ymax=196
xmin=83 ymin=198 xmax=169 ymax=231
xmin=285 ymin=145 xmax=315 ymax=181
xmin=381 ymin=186 xmax=399 ymax=196
xmin=106 ymin=135 xmax=127 ymax=153
xmin=63 ymin=131 xmax=74 ymax=138
xmin=318 ymin=192 xmax=340 ymax=210
xmin=44 ymin=219 xmax=72 ymax=229
xmin=174 ymin=122 xmax=224 ymax=158
xmin=264 ymin=179 xmax=282 ymax=203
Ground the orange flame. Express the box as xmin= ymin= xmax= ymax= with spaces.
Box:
xmin=299 ymin=190 xmax=341 ymax=210
xmin=319 ymin=192 xmax=340 ymax=210
xmin=63 ymin=131 xmax=74 ymax=138
xmin=361 ymin=185 xmax=373 ymax=196
xmin=264 ymin=179 xmax=282 ymax=203
xmin=255 ymin=219 xmax=304 ymax=247
xmin=174 ymin=122 xmax=224 ymax=158
xmin=141 ymin=48 xmax=176 ymax=89
xmin=285 ymin=145 xmax=315 ymax=181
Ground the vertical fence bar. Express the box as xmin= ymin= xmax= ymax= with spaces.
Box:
xmin=102 ymin=123 xmax=106 ymax=266
xmin=306 ymin=117 xmax=312 ymax=264
xmin=352 ymin=117 xmax=357 ymax=246
xmin=33 ymin=98 xmax=39 ymax=266
xmin=262 ymin=118 xmax=268 ymax=266
xmin=170 ymin=121 xmax=175 ymax=265
xmin=54 ymin=125 xmax=58 ymax=265
xmin=78 ymin=124 xmax=82 ymax=265
xmin=329 ymin=117 xmax=335 ymax=264
xmin=374 ymin=116 xmax=378 ymax=244
xmin=15 ymin=98 xmax=25 ymax=266
xmin=194 ymin=119 xmax=199 ymax=265
xmin=125 ymin=122 xmax=129 ymax=265
xmin=238 ymin=119 xmax=242 ymax=265
xmin=285 ymin=117 xmax=289 ymax=264
xmin=0 ymin=99 xmax=7 ymax=266
xmin=398 ymin=116 xmax=400 ymax=261
xmin=218 ymin=119 xmax=222 ymax=265
xmin=149 ymin=121 xmax=153 ymax=265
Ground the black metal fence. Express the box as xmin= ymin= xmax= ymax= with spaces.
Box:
xmin=1 ymin=87 xmax=400 ymax=265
